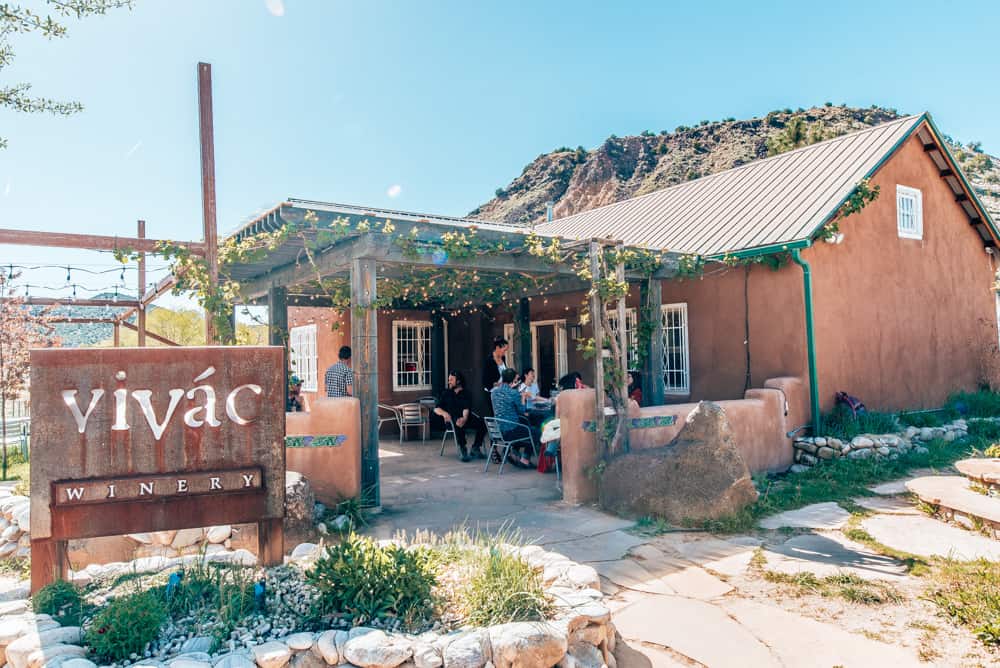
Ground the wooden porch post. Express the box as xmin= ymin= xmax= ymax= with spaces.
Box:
xmin=268 ymin=287 xmax=288 ymax=394
xmin=588 ymin=241 xmax=606 ymax=452
xmin=614 ymin=243 xmax=629 ymax=452
xmin=515 ymin=297 xmax=531 ymax=373
xmin=431 ymin=312 xmax=446 ymax=397
xmin=351 ymin=258 xmax=380 ymax=508
xmin=645 ymin=276 xmax=666 ymax=406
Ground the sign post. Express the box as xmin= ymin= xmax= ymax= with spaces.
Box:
xmin=29 ymin=347 xmax=285 ymax=592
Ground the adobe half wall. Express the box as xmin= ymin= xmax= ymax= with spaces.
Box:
xmin=807 ymin=132 xmax=999 ymax=411
xmin=559 ymin=376 xmax=807 ymax=505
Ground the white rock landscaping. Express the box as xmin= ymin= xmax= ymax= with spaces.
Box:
xmin=791 ymin=418 xmax=971 ymax=470
xmin=0 ymin=541 xmax=617 ymax=668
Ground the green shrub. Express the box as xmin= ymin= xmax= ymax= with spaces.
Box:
xmin=307 ymin=533 xmax=436 ymax=627
xmin=820 ymin=405 xmax=898 ymax=439
xmin=85 ymin=589 xmax=167 ymax=662
xmin=33 ymin=580 xmax=84 ymax=626
xmin=947 ymin=390 xmax=1000 ymax=418
xmin=461 ymin=546 xmax=551 ymax=626
xmin=984 ymin=443 xmax=1000 ymax=457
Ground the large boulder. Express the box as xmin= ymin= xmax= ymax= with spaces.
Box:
xmin=599 ymin=401 xmax=758 ymax=523
xmin=284 ymin=472 xmax=315 ymax=535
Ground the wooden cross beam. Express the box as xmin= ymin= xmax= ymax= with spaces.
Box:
xmin=0 ymin=229 xmax=205 ymax=256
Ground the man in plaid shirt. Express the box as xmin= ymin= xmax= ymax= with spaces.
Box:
xmin=324 ymin=346 xmax=354 ymax=397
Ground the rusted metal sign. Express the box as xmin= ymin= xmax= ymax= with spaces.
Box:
xmin=29 ymin=347 xmax=285 ymax=591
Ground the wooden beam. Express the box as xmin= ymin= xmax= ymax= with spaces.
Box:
xmin=113 ymin=322 xmax=120 ymax=347
xmin=120 ymin=321 xmax=180 ymax=346
xmin=13 ymin=297 xmax=140 ymax=308
xmin=238 ymin=234 xmax=372 ymax=299
xmin=137 ymin=220 xmax=147 ymax=347
xmin=0 ymin=229 xmax=205 ymax=256
xmin=351 ymin=258 xmax=380 ymax=508
xmin=198 ymin=62 xmax=221 ymax=345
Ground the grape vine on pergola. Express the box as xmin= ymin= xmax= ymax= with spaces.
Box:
xmin=221 ymin=199 xmax=681 ymax=506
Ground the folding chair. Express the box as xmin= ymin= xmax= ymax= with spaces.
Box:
xmin=483 ymin=417 xmax=536 ymax=475
xmin=397 ymin=403 xmax=427 ymax=444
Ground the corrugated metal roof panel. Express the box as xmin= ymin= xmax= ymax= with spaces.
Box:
xmin=536 ymin=115 xmax=925 ymax=255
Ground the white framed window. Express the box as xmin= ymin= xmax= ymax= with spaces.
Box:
xmin=289 ymin=324 xmax=318 ymax=392
xmin=661 ymin=303 xmax=690 ymax=394
xmin=896 ymin=185 xmax=923 ymax=240
xmin=392 ymin=320 xmax=432 ymax=391
xmin=606 ymin=307 xmax=639 ymax=369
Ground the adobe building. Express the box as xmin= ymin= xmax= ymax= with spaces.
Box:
xmin=225 ymin=113 xmax=999 ymax=500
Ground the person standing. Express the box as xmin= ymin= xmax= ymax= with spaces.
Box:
xmin=434 ymin=371 xmax=486 ymax=462
xmin=481 ymin=336 xmax=509 ymax=392
xmin=324 ymin=346 xmax=354 ymax=398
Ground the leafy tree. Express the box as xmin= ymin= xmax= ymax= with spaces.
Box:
xmin=0 ymin=271 xmax=55 ymax=478
xmin=95 ymin=307 xmax=203 ymax=347
xmin=766 ymin=116 xmax=828 ymax=156
xmin=1 ymin=0 xmax=132 ymax=148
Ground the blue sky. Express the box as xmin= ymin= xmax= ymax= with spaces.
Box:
xmin=1 ymin=0 xmax=998 ymax=306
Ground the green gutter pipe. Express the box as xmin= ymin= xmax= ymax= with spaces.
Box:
xmin=791 ymin=247 xmax=821 ymax=436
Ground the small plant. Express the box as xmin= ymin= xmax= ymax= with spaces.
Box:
xmin=33 ymin=580 xmax=84 ymax=626
xmin=762 ymin=570 xmax=903 ymax=604
xmin=898 ymin=410 xmax=954 ymax=428
xmin=307 ymin=533 xmax=436 ymax=627
xmin=460 ymin=546 xmax=551 ymax=626
xmin=85 ymin=589 xmax=168 ymax=663
xmin=983 ymin=443 xmax=1000 ymax=457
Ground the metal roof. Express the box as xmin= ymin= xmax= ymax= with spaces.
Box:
xmin=535 ymin=115 xmax=929 ymax=256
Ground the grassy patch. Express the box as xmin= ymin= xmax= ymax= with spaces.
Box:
xmin=967 ymin=420 xmax=1000 ymax=440
xmin=947 ymin=390 xmax=1000 ymax=418
xmin=760 ymin=569 xmax=904 ymax=605
xmin=820 ymin=405 xmax=899 ymax=439
xmin=924 ymin=558 xmax=1000 ymax=646
xmin=898 ymin=410 xmax=956 ymax=428
xmin=693 ymin=437 xmax=973 ymax=534
xmin=630 ymin=516 xmax=678 ymax=536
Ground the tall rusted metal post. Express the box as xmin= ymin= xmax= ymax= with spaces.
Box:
xmin=351 ymin=258 xmax=379 ymax=508
xmin=137 ymin=220 xmax=147 ymax=347
xmin=198 ymin=62 xmax=221 ymax=344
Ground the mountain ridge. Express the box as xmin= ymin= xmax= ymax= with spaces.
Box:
xmin=472 ymin=105 xmax=1000 ymax=228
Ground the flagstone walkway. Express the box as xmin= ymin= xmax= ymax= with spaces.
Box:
xmin=369 ymin=447 xmax=996 ymax=666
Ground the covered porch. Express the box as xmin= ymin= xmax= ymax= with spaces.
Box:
xmin=227 ymin=200 xmax=680 ymax=507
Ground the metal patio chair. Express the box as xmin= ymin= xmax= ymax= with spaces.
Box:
xmin=483 ymin=417 xmax=536 ymax=476
xmin=397 ymin=402 xmax=428 ymax=444
xmin=439 ymin=411 xmax=482 ymax=456
xmin=377 ymin=403 xmax=400 ymax=438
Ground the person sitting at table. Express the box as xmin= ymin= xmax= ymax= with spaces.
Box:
xmin=628 ymin=370 xmax=643 ymax=406
xmin=482 ymin=336 xmax=509 ymax=393
xmin=434 ymin=370 xmax=486 ymax=462
xmin=558 ymin=371 xmax=589 ymax=391
xmin=490 ymin=368 xmax=538 ymax=469
xmin=519 ymin=368 xmax=540 ymax=402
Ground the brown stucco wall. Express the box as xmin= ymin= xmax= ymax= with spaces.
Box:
xmin=285 ymin=398 xmax=361 ymax=504
xmin=807 ymin=132 xmax=998 ymax=411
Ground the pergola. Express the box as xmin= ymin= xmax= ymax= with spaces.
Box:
xmin=226 ymin=199 xmax=681 ymax=506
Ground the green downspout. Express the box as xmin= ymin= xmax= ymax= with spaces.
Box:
xmin=790 ymin=247 xmax=821 ymax=436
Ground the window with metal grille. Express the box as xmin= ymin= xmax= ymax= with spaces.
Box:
xmin=392 ymin=321 xmax=432 ymax=391
xmin=896 ymin=185 xmax=923 ymax=240
xmin=289 ymin=324 xmax=318 ymax=392
xmin=606 ymin=307 xmax=639 ymax=369
xmin=661 ymin=304 xmax=690 ymax=394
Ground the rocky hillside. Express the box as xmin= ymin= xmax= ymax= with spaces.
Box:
xmin=473 ymin=105 xmax=1000 ymax=226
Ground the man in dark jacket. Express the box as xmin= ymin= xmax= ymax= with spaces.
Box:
xmin=434 ymin=370 xmax=486 ymax=462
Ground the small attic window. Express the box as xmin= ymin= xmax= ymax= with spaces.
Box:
xmin=896 ymin=185 xmax=923 ymax=240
